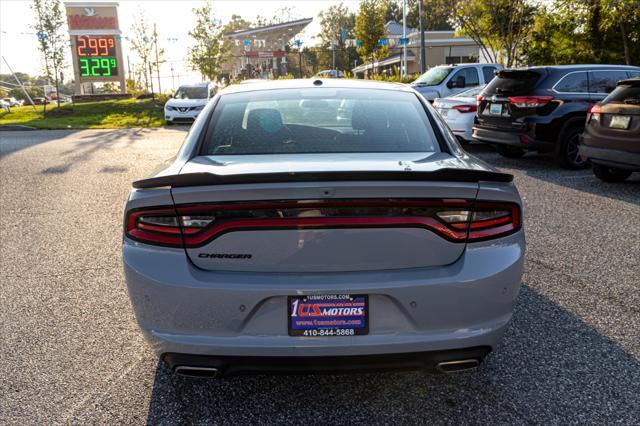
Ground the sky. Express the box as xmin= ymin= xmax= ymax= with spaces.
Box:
xmin=0 ymin=0 xmax=360 ymax=89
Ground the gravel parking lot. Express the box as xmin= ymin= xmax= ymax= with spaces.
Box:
xmin=1 ymin=129 xmax=639 ymax=424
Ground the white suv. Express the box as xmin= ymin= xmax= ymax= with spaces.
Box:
xmin=165 ymin=83 xmax=217 ymax=125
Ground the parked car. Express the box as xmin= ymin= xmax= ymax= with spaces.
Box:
xmin=473 ymin=65 xmax=640 ymax=169
xmin=2 ymin=97 xmax=22 ymax=107
xmin=314 ymin=69 xmax=345 ymax=78
xmin=579 ymin=77 xmax=640 ymax=182
xmin=32 ymin=97 xmax=50 ymax=105
xmin=433 ymin=85 xmax=486 ymax=143
xmin=0 ymin=99 xmax=9 ymax=112
xmin=164 ymin=82 xmax=218 ymax=125
xmin=123 ymin=79 xmax=525 ymax=378
xmin=410 ymin=63 xmax=502 ymax=101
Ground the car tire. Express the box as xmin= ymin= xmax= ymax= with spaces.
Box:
xmin=592 ymin=164 xmax=632 ymax=182
xmin=555 ymin=123 xmax=588 ymax=169
xmin=494 ymin=145 xmax=526 ymax=158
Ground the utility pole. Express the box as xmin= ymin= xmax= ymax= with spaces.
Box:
xmin=170 ymin=64 xmax=175 ymax=90
xmin=148 ymin=61 xmax=155 ymax=100
xmin=402 ymin=0 xmax=407 ymax=78
xmin=127 ymin=55 xmax=132 ymax=81
xmin=153 ymin=24 xmax=162 ymax=94
xmin=419 ymin=0 xmax=426 ymax=73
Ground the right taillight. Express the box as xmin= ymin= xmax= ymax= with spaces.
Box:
xmin=467 ymin=202 xmax=521 ymax=241
xmin=437 ymin=202 xmax=521 ymax=241
xmin=508 ymin=96 xmax=554 ymax=108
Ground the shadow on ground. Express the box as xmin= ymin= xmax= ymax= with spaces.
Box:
xmin=465 ymin=143 xmax=640 ymax=205
xmin=144 ymin=286 xmax=640 ymax=424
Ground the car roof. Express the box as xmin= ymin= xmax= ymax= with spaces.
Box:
xmin=179 ymin=83 xmax=211 ymax=88
xmin=220 ymin=78 xmax=412 ymax=95
xmin=507 ymin=64 xmax=639 ymax=72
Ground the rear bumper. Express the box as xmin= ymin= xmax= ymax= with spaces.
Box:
xmin=579 ymin=144 xmax=640 ymax=171
xmin=163 ymin=346 xmax=492 ymax=376
xmin=123 ymin=231 xmax=525 ymax=359
xmin=472 ymin=125 xmax=553 ymax=150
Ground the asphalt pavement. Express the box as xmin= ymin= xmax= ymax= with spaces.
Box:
xmin=1 ymin=129 xmax=639 ymax=425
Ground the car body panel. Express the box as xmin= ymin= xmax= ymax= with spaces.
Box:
xmin=411 ymin=63 xmax=502 ymax=101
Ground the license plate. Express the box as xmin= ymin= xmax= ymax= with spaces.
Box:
xmin=489 ymin=103 xmax=503 ymax=115
xmin=288 ymin=294 xmax=369 ymax=337
xmin=609 ymin=115 xmax=631 ymax=129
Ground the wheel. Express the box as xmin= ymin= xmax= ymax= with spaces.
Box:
xmin=494 ymin=144 xmax=526 ymax=158
xmin=592 ymin=164 xmax=631 ymax=182
xmin=556 ymin=124 xmax=588 ymax=169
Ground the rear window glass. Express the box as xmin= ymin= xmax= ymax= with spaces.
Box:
xmin=482 ymin=67 xmax=497 ymax=83
xmin=201 ymin=88 xmax=439 ymax=155
xmin=554 ymin=72 xmax=589 ymax=93
xmin=589 ymin=71 xmax=630 ymax=94
xmin=484 ymin=70 xmax=543 ymax=96
xmin=603 ymin=85 xmax=640 ymax=104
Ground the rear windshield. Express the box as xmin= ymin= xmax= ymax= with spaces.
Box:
xmin=201 ymin=88 xmax=439 ymax=155
xmin=604 ymin=84 xmax=640 ymax=104
xmin=483 ymin=70 xmax=544 ymax=96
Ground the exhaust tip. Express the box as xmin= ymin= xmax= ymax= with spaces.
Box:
xmin=437 ymin=359 xmax=480 ymax=373
xmin=174 ymin=366 xmax=220 ymax=378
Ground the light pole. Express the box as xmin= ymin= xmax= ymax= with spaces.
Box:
xmin=402 ymin=0 xmax=407 ymax=77
xmin=419 ymin=0 xmax=426 ymax=73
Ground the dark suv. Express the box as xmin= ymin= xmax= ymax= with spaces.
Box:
xmin=473 ymin=65 xmax=640 ymax=169
xmin=579 ymin=78 xmax=640 ymax=182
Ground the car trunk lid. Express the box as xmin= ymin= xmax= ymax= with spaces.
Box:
xmin=136 ymin=153 xmax=510 ymax=273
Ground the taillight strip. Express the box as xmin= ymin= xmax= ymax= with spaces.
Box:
xmin=124 ymin=199 xmax=522 ymax=247
xmin=183 ymin=216 xmax=468 ymax=247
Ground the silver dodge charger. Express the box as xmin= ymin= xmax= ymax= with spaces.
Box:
xmin=123 ymin=79 xmax=525 ymax=378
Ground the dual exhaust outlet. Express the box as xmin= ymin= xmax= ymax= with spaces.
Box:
xmin=173 ymin=358 xmax=480 ymax=378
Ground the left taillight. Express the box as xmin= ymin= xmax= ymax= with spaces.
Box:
xmin=126 ymin=208 xmax=183 ymax=247
xmin=452 ymin=104 xmax=478 ymax=113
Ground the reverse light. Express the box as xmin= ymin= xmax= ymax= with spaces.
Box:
xmin=452 ymin=104 xmax=478 ymax=113
xmin=508 ymin=96 xmax=554 ymax=108
xmin=125 ymin=200 xmax=521 ymax=247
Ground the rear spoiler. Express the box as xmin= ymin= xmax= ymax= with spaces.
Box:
xmin=132 ymin=169 xmax=513 ymax=189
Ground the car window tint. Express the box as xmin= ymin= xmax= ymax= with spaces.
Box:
xmin=451 ymin=68 xmax=480 ymax=86
xmin=202 ymin=88 xmax=440 ymax=155
xmin=554 ymin=72 xmax=589 ymax=93
xmin=482 ymin=67 xmax=496 ymax=83
xmin=629 ymin=71 xmax=640 ymax=78
xmin=589 ymin=71 xmax=632 ymax=93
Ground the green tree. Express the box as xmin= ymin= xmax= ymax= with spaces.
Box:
xmin=441 ymin=0 xmax=536 ymax=66
xmin=383 ymin=0 xmax=452 ymax=30
xmin=188 ymin=0 xmax=229 ymax=81
xmin=600 ymin=0 xmax=640 ymax=65
xmin=355 ymin=0 xmax=389 ymax=74
xmin=317 ymin=3 xmax=358 ymax=71
xmin=32 ymin=0 xmax=67 ymax=108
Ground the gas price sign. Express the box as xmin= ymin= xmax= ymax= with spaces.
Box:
xmin=75 ymin=35 xmax=119 ymax=77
